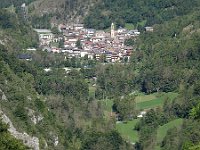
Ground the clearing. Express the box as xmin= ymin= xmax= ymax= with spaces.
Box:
xmin=116 ymin=119 xmax=140 ymax=143
xmin=155 ymin=118 xmax=183 ymax=150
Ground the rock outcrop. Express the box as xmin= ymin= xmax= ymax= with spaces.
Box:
xmin=0 ymin=110 xmax=40 ymax=150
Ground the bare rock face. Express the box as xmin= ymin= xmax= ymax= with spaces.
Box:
xmin=0 ymin=40 xmax=5 ymax=45
xmin=54 ymin=136 xmax=59 ymax=146
xmin=0 ymin=110 xmax=40 ymax=150
xmin=0 ymin=89 xmax=7 ymax=101
xmin=28 ymin=108 xmax=44 ymax=125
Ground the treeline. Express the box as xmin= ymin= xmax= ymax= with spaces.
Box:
xmin=84 ymin=0 xmax=200 ymax=29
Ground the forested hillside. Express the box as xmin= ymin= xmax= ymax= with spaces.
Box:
xmin=0 ymin=7 xmax=131 ymax=150
xmin=0 ymin=0 xmax=99 ymax=28
xmin=0 ymin=8 xmax=38 ymax=50
xmin=29 ymin=0 xmax=99 ymax=28
xmin=84 ymin=0 xmax=200 ymax=29
xmin=92 ymin=4 xmax=200 ymax=150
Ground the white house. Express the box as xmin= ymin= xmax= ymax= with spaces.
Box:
xmin=86 ymin=29 xmax=96 ymax=37
xmin=145 ymin=27 xmax=154 ymax=32
xmin=95 ymin=30 xmax=105 ymax=38
xmin=73 ymin=24 xmax=84 ymax=31
xmin=34 ymin=29 xmax=54 ymax=45
xmin=137 ymin=111 xmax=147 ymax=118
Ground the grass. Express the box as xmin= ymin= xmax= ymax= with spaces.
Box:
xmin=99 ymin=92 xmax=179 ymax=146
xmin=99 ymin=92 xmax=178 ymax=115
xmin=125 ymin=23 xmax=135 ymax=30
xmin=135 ymin=94 xmax=157 ymax=103
xmin=136 ymin=92 xmax=178 ymax=110
xmin=136 ymin=20 xmax=147 ymax=27
xmin=99 ymin=99 xmax=114 ymax=119
xmin=116 ymin=119 xmax=140 ymax=143
xmin=102 ymin=99 xmax=113 ymax=111
xmin=155 ymin=118 xmax=183 ymax=150
xmin=89 ymin=85 xmax=96 ymax=97
xmin=136 ymin=97 xmax=164 ymax=110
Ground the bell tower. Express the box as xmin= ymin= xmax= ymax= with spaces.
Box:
xmin=111 ymin=23 xmax=115 ymax=38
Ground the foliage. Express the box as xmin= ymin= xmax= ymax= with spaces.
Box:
xmin=113 ymin=96 xmax=136 ymax=120
xmin=81 ymin=130 xmax=129 ymax=150
xmin=30 ymin=14 xmax=52 ymax=29
xmin=76 ymin=39 xmax=82 ymax=49
xmin=0 ymin=0 xmax=36 ymax=9
xmin=156 ymin=118 xmax=183 ymax=146
xmin=84 ymin=0 xmax=200 ymax=29
xmin=0 ymin=119 xmax=28 ymax=150
xmin=96 ymin=64 xmax=135 ymax=98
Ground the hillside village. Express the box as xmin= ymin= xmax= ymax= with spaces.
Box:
xmin=33 ymin=23 xmax=145 ymax=63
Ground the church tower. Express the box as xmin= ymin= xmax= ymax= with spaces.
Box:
xmin=111 ymin=23 xmax=115 ymax=38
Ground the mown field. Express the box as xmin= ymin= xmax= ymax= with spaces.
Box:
xmin=99 ymin=92 xmax=179 ymax=145
xmin=100 ymin=92 xmax=178 ymax=112
xmin=116 ymin=119 xmax=140 ymax=143
xmin=136 ymin=92 xmax=178 ymax=110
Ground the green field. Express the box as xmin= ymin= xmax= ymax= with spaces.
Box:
xmin=100 ymin=92 xmax=179 ymax=145
xmin=100 ymin=99 xmax=114 ymax=119
xmin=89 ymin=85 xmax=96 ymax=97
xmin=116 ymin=119 xmax=140 ymax=143
xmin=136 ymin=92 xmax=178 ymax=110
xmin=157 ymin=118 xmax=183 ymax=144
xmin=136 ymin=20 xmax=147 ymax=27
xmin=155 ymin=118 xmax=183 ymax=150
xmin=100 ymin=92 xmax=178 ymax=115
xmin=135 ymin=94 xmax=156 ymax=103
xmin=125 ymin=23 xmax=135 ymax=30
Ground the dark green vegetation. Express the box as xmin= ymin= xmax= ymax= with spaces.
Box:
xmin=0 ymin=9 xmax=38 ymax=50
xmin=91 ymin=2 xmax=200 ymax=150
xmin=84 ymin=0 xmax=200 ymax=29
xmin=0 ymin=0 xmax=35 ymax=9
xmin=0 ymin=120 xmax=28 ymax=150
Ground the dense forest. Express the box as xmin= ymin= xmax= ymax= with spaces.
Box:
xmin=84 ymin=0 xmax=200 ymax=29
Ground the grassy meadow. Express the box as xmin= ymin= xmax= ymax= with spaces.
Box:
xmin=116 ymin=119 xmax=140 ymax=143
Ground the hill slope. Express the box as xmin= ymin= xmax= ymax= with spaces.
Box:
xmin=84 ymin=0 xmax=200 ymax=29
xmin=29 ymin=0 xmax=99 ymax=24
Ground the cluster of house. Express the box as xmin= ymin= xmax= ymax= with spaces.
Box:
xmin=33 ymin=23 xmax=153 ymax=62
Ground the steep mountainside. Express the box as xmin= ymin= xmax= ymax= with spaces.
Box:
xmin=29 ymin=0 xmax=99 ymax=24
